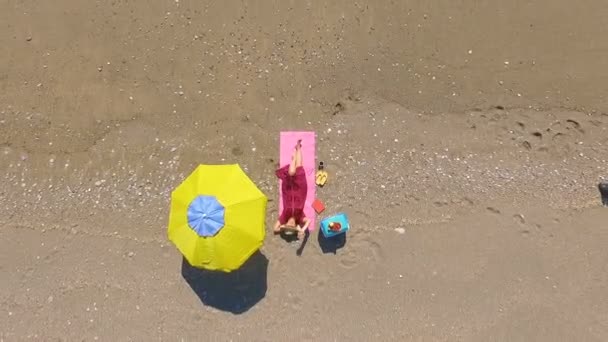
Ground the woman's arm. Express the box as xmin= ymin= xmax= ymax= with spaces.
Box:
xmin=300 ymin=217 xmax=310 ymax=231
xmin=273 ymin=220 xmax=281 ymax=233
xmin=275 ymin=164 xmax=290 ymax=180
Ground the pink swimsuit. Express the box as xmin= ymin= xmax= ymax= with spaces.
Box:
xmin=276 ymin=165 xmax=308 ymax=225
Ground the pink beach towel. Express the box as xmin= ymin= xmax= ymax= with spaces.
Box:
xmin=278 ymin=131 xmax=316 ymax=231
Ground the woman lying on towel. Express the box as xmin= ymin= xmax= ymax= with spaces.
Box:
xmin=274 ymin=139 xmax=310 ymax=239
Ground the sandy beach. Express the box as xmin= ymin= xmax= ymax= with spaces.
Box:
xmin=1 ymin=1 xmax=608 ymax=340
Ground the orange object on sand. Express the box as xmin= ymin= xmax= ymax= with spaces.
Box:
xmin=312 ymin=198 xmax=325 ymax=214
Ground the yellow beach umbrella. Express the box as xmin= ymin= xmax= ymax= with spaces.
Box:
xmin=168 ymin=164 xmax=267 ymax=272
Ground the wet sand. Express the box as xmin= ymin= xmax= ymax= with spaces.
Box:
xmin=1 ymin=1 xmax=608 ymax=341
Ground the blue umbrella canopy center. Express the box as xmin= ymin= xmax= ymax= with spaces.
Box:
xmin=187 ymin=195 xmax=225 ymax=237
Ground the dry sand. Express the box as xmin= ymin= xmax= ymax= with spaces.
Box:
xmin=2 ymin=1 xmax=608 ymax=341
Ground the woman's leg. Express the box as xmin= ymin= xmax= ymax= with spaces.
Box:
xmin=295 ymin=140 xmax=303 ymax=168
xmin=288 ymin=140 xmax=302 ymax=176
xmin=288 ymin=150 xmax=297 ymax=176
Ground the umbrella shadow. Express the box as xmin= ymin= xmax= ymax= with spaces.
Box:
xmin=181 ymin=251 xmax=268 ymax=314
xmin=317 ymin=230 xmax=346 ymax=254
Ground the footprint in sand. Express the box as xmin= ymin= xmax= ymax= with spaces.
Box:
xmin=531 ymin=131 xmax=543 ymax=140
xmin=339 ymin=237 xmax=384 ymax=270
xmin=486 ymin=206 xmax=501 ymax=214
xmin=231 ymin=146 xmax=243 ymax=156
xmin=23 ymin=267 xmax=34 ymax=278
xmin=286 ymin=292 xmax=302 ymax=310
xmin=310 ymin=275 xmax=328 ymax=287
xmin=513 ymin=214 xmax=526 ymax=225
xmin=552 ymin=132 xmax=566 ymax=142
xmin=433 ymin=200 xmax=448 ymax=207
xmin=565 ymin=119 xmax=584 ymax=133
xmin=42 ymin=249 xmax=60 ymax=263
xmin=339 ymin=252 xmax=358 ymax=269
xmin=512 ymin=214 xmax=531 ymax=235
xmin=365 ymin=239 xmax=384 ymax=262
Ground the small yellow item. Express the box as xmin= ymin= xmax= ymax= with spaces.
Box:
xmin=315 ymin=170 xmax=328 ymax=186
xmin=316 ymin=161 xmax=328 ymax=186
